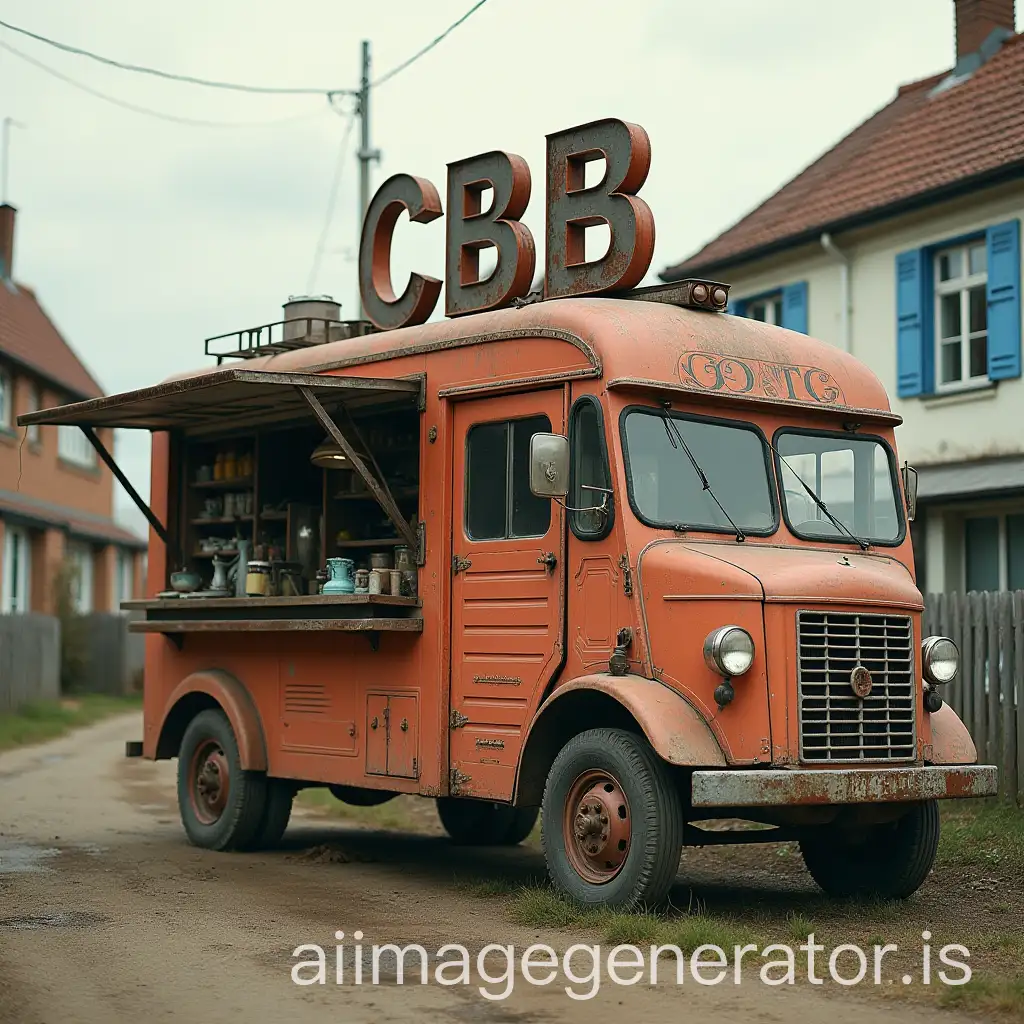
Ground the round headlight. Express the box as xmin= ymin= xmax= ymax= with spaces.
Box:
xmin=922 ymin=636 xmax=959 ymax=685
xmin=704 ymin=626 xmax=755 ymax=677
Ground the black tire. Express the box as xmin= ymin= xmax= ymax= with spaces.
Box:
xmin=436 ymin=798 xmax=539 ymax=846
xmin=241 ymin=779 xmax=295 ymax=851
xmin=177 ymin=709 xmax=267 ymax=851
xmin=799 ymin=800 xmax=940 ymax=899
xmin=541 ymin=727 xmax=683 ymax=910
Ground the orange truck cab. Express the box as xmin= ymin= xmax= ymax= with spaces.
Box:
xmin=22 ymin=118 xmax=996 ymax=911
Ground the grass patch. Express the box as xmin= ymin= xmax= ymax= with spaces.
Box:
xmin=497 ymin=883 xmax=758 ymax=952
xmin=295 ymin=789 xmax=438 ymax=833
xmin=938 ymin=802 xmax=1024 ymax=874
xmin=939 ymin=974 xmax=1024 ymax=1017
xmin=0 ymin=694 xmax=141 ymax=753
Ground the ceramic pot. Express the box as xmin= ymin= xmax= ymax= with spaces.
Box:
xmin=322 ymin=557 xmax=355 ymax=595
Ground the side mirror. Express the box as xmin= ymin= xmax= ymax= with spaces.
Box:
xmin=529 ymin=433 xmax=569 ymax=498
xmin=901 ymin=462 xmax=918 ymax=523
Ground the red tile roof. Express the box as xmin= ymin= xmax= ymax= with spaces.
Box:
xmin=662 ymin=33 xmax=1024 ymax=279
xmin=0 ymin=279 xmax=103 ymax=399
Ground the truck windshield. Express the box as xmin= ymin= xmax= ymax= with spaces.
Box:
xmin=775 ymin=431 xmax=902 ymax=545
xmin=621 ymin=408 xmax=776 ymax=534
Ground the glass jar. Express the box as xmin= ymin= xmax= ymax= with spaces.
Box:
xmin=394 ymin=546 xmax=414 ymax=572
xmin=245 ymin=561 xmax=271 ymax=596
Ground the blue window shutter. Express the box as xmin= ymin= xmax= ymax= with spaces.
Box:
xmin=781 ymin=281 xmax=808 ymax=333
xmin=896 ymin=248 xmax=928 ymax=397
xmin=986 ymin=219 xmax=1021 ymax=381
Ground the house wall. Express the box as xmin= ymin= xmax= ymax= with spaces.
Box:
xmin=0 ymin=365 xmax=115 ymax=517
xmin=711 ymin=179 xmax=1024 ymax=594
xmin=720 ymin=180 xmax=1024 ymax=467
xmin=0 ymin=357 xmax=143 ymax=614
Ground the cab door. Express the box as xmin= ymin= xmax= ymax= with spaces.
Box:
xmin=450 ymin=391 xmax=567 ymax=799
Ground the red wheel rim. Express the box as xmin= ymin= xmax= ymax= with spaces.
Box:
xmin=189 ymin=739 xmax=230 ymax=825
xmin=562 ymin=769 xmax=631 ymax=884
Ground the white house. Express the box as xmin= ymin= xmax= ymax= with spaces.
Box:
xmin=661 ymin=0 xmax=1024 ymax=596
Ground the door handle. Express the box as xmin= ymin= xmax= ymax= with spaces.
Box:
xmin=538 ymin=552 xmax=557 ymax=572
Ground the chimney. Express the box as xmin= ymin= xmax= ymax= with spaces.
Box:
xmin=0 ymin=204 xmax=14 ymax=281
xmin=955 ymin=0 xmax=1016 ymax=61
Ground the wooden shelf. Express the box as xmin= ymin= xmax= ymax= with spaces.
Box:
xmin=131 ymin=617 xmax=423 ymax=636
xmin=191 ymin=516 xmax=252 ymax=526
xmin=123 ymin=594 xmax=420 ymax=611
xmin=333 ymin=537 xmax=406 ymax=548
xmin=258 ymin=510 xmax=289 ymax=521
xmin=334 ymin=486 xmax=418 ymax=502
xmin=190 ymin=477 xmax=254 ymax=491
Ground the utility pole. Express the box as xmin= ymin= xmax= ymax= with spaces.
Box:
xmin=355 ymin=40 xmax=380 ymax=318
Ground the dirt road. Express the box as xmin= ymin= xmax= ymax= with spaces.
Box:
xmin=0 ymin=716 xmax=981 ymax=1024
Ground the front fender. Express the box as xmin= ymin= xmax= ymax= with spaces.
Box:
xmin=927 ymin=702 xmax=978 ymax=765
xmin=531 ymin=673 xmax=725 ymax=767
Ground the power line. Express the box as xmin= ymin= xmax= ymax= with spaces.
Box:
xmin=0 ymin=15 xmax=346 ymax=95
xmin=372 ymin=0 xmax=491 ymax=88
xmin=307 ymin=109 xmax=358 ymax=293
xmin=1 ymin=41 xmax=326 ymax=129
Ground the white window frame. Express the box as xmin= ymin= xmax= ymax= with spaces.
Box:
xmin=113 ymin=548 xmax=134 ymax=611
xmin=58 ymin=424 xmax=97 ymax=468
xmin=2 ymin=525 xmax=31 ymax=613
xmin=953 ymin=501 xmax=1024 ymax=592
xmin=933 ymin=240 xmax=988 ymax=393
xmin=25 ymin=383 xmax=40 ymax=445
xmin=0 ymin=368 xmax=11 ymax=431
xmin=67 ymin=541 xmax=94 ymax=613
xmin=745 ymin=293 xmax=784 ymax=325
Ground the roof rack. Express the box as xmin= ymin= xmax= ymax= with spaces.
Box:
xmin=204 ymin=318 xmax=378 ymax=364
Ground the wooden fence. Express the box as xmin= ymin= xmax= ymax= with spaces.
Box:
xmin=0 ymin=612 xmax=143 ymax=712
xmin=924 ymin=591 xmax=1024 ymax=806
xmin=0 ymin=614 xmax=61 ymax=712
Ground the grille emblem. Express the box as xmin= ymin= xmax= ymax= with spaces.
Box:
xmin=850 ymin=665 xmax=873 ymax=699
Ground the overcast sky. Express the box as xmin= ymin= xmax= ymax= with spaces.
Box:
xmin=2 ymin=0 xmax=1019 ymax=532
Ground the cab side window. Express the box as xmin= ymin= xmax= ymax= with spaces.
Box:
xmin=466 ymin=415 xmax=551 ymax=540
xmin=569 ymin=396 xmax=613 ymax=540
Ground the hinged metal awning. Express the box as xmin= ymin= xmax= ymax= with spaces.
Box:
xmin=17 ymin=368 xmax=423 ymax=436
xmin=17 ymin=368 xmax=425 ymax=568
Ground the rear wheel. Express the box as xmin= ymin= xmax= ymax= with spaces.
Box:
xmin=436 ymin=798 xmax=539 ymax=846
xmin=177 ymin=709 xmax=267 ymax=851
xmin=799 ymin=800 xmax=940 ymax=899
xmin=242 ymin=779 xmax=295 ymax=851
xmin=541 ymin=727 xmax=683 ymax=910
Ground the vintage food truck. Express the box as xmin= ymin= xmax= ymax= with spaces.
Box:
xmin=21 ymin=118 xmax=996 ymax=910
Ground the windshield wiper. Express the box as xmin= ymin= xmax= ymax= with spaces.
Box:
xmin=769 ymin=442 xmax=869 ymax=551
xmin=661 ymin=407 xmax=746 ymax=543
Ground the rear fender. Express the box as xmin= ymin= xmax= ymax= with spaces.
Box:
xmin=151 ymin=669 xmax=268 ymax=770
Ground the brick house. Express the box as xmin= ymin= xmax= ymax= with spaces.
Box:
xmin=0 ymin=203 xmax=145 ymax=614
xmin=661 ymin=0 xmax=1023 ymax=596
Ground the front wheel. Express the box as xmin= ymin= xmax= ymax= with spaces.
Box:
xmin=436 ymin=798 xmax=539 ymax=846
xmin=799 ymin=800 xmax=940 ymax=899
xmin=541 ymin=727 xmax=683 ymax=910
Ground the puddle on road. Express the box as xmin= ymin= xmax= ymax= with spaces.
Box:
xmin=0 ymin=841 xmax=106 ymax=874
xmin=0 ymin=910 xmax=106 ymax=931
xmin=0 ymin=845 xmax=61 ymax=874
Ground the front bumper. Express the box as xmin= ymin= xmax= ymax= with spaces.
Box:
xmin=691 ymin=764 xmax=998 ymax=807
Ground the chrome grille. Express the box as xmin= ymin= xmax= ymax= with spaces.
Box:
xmin=797 ymin=610 xmax=916 ymax=763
